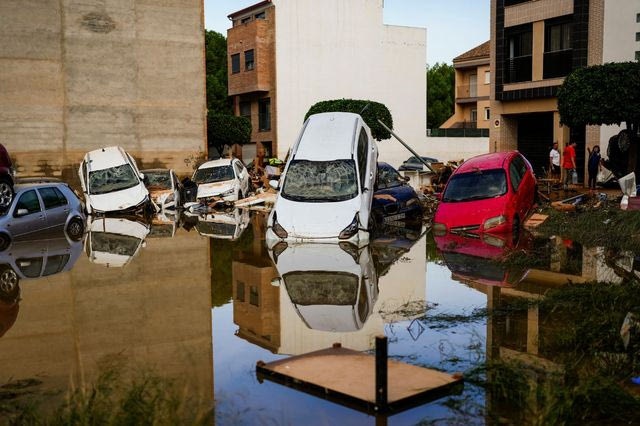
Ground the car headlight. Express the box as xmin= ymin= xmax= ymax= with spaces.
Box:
xmin=272 ymin=212 xmax=288 ymax=239
xmin=484 ymin=215 xmax=506 ymax=231
xmin=433 ymin=222 xmax=447 ymax=236
xmin=339 ymin=213 xmax=360 ymax=240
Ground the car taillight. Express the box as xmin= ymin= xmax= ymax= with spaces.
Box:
xmin=339 ymin=213 xmax=360 ymax=240
xmin=272 ymin=212 xmax=288 ymax=239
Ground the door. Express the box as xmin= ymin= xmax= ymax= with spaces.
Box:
xmin=469 ymin=74 xmax=477 ymax=97
xmin=516 ymin=113 xmax=554 ymax=177
xmin=10 ymin=190 xmax=46 ymax=237
xmin=38 ymin=187 xmax=69 ymax=231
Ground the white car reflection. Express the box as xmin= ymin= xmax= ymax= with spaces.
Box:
xmin=194 ymin=209 xmax=250 ymax=241
xmin=269 ymin=243 xmax=378 ymax=332
xmin=148 ymin=212 xmax=178 ymax=239
xmin=85 ymin=216 xmax=149 ymax=268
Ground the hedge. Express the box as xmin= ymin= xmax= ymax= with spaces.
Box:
xmin=304 ymin=99 xmax=393 ymax=141
xmin=207 ymin=113 xmax=251 ymax=150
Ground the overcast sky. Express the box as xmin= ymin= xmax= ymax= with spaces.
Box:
xmin=204 ymin=0 xmax=490 ymax=65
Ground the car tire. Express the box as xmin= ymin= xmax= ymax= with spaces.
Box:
xmin=512 ymin=215 xmax=520 ymax=245
xmin=0 ymin=177 xmax=14 ymax=212
xmin=0 ymin=267 xmax=18 ymax=299
xmin=66 ymin=218 xmax=84 ymax=241
xmin=0 ymin=233 xmax=10 ymax=252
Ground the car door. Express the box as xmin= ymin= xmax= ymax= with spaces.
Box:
xmin=38 ymin=187 xmax=69 ymax=231
xmin=9 ymin=190 xmax=46 ymax=238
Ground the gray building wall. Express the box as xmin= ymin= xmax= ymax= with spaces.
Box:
xmin=0 ymin=0 xmax=206 ymax=180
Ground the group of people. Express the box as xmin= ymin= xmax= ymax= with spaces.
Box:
xmin=549 ymin=141 xmax=602 ymax=190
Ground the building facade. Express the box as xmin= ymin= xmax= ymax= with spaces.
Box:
xmin=227 ymin=0 xmax=427 ymax=164
xmin=490 ymin=0 xmax=640 ymax=179
xmin=441 ymin=41 xmax=491 ymax=131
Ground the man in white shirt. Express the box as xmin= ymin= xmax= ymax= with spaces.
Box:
xmin=549 ymin=142 xmax=560 ymax=178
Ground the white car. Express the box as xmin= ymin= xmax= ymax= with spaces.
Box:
xmin=266 ymin=112 xmax=378 ymax=244
xmin=194 ymin=208 xmax=250 ymax=241
xmin=85 ymin=216 xmax=149 ymax=268
xmin=78 ymin=146 xmax=150 ymax=214
xmin=142 ymin=169 xmax=182 ymax=211
xmin=193 ymin=158 xmax=250 ymax=202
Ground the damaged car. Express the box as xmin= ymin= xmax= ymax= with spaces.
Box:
xmin=193 ymin=208 xmax=250 ymax=241
xmin=267 ymin=112 xmax=378 ymax=244
xmin=193 ymin=158 xmax=250 ymax=202
xmin=79 ymin=146 xmax=150 ymax=215
xmin=372 ymin=162 xmax=423 ymax=223
xmin=85 ymin=216 xmax=149 ymax=268
xmin=142 ymin=169 xmax=182 ymax=211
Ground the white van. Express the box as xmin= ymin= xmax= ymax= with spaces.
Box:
xmin=266 ymin=112 xmax=378 ymax=244
xmin=79 ymin=146 xmax=150 ymax=214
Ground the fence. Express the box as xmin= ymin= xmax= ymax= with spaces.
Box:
xmin=428 ymin=128 xmax=489 ymax=137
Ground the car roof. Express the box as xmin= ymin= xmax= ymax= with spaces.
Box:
xmin=198 ymin=158 xmax=234 ymax=169
xmin=84 ymin=146 xmax=129 ymax=171
xmin=456 ymin=151 xmax=516 ymax=173
xmin=14 ymin=181 xmax=68 ymax=191
xmin=295 ymin=113 xmax=362 ymax=161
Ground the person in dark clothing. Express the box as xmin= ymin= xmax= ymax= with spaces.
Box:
xmin=587 ymin=145 xmax=602 ymax=190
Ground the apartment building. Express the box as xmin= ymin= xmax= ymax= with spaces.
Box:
xmin=227 ymin=0 xmax=426 ymax=165
xmin=490 ymin=0 xmax=640 ymax=180
xmin=441 ymin=41 xmax=491 ymax=131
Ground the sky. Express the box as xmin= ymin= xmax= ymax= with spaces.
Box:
xmin=204 ymin=0 xmax=490 ymax=65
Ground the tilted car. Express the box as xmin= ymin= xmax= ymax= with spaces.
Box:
xmin=0 ymin=179 xmax=85 ymax=251
xmin=372 ymin=162 xmax=423 ymax=223
xmin=193 ymin=158 xmax=250 ymax=202
xmin=78 ymin=146 xmax=150 ymax=214
xmin=142 ymin=168 xmax=182 ymax=211
xmin=266 ymin=112 xmax=378 ymax=244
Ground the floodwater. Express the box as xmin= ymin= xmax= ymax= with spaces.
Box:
xmin=1 ymin=209 xmax=638 ymax=424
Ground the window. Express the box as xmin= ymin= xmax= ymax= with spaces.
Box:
xmin=15 ymin=190 xmax=41 ymax=216
xmin=357 ymin=129 xmax=368 ymax=190
xmin=471 ymin=109 xmax=478 ymax=123
xmin=193 ymin=166 xmax=234 ymax=184
xmin=245 ymin=49 xmax=255 ymax=71
xmin=233 ymin=161 xmax=244 ymax=177
xmin=637 ymin=13 xmax=640 ymax=23
xmin=237 ymin=281 xmax=245 ymax=302
xmin=636 ymin=51 xmax=640 ymax=61
xmin=231 ymin=54 xmax=240 ymax=74
xmin=43 ymin=255 xmax=70 ymax=277
xmin=544 ymin=19 xmax=573 ymax=78
xmin=545 ymin=21 xmax=572 ymax=52
xmin=484 ymin=70 xmax=490 ymax=84
xmin=38 ymin=187 xmax=67 ymax=210
xmin=636 ymin=32 xmax=640 ymax=42
xmin=258 ymin=98 xmax=270 ymax=131
xmin=505 ymin=0 xmax=530 ymax=6
xmin=442 ymin=169 xmax=507 ymax=202
xmin=241 ymin=16 xmax=251 ymax=24
xmin=17 ymin=257 xmax=43 ymax=278
xmin=484 ymin=108 xmax=491 ymax=121
xmin=505 ymin=25 xmax=533 ymax=83
xmin=88 ymin=164 xmax=138 ymax=195
xmin=239 ymin=102 xmax=251 ymax=119
xmin=250 ymin=286 xmax=259 ymax=306
xmin=509 ymin=161 xmax=523 ymax=192
xmin=281 ymin=160 xmax=358 ymax=202
xmin=255 ymin=11 xmax=266 ymax=19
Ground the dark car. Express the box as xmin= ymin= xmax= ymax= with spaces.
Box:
xmin=398 ymin=156 xmax=438 ymax=172
xmin=372 ymin=162 xmax=423 ymax=223
xmin=0 ymin=144 xmax=15 ymax=212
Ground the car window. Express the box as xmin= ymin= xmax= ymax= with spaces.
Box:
xmin=234 ymin=162 xmax=244 ymax=177
xmin=193 ymin=166 xmax=235 ymax=184
xmin=357 ymin=129 xmax=369 ymax=190
xmin=509 ymin=157 xmax=526 ymax=192
xmin=89 ymin=164 xmax=139 ymax=195
xmin=38 ymin=187 xmax=68 ymax=210
xmin=377 ymin=165 xmax=404 ymax=189
xmin=282 ymin=160 xmax=358 ymax=202
xmin=17 ymin=257 xmax=43 ymax=278
xmin=144 ymin=171 xmax=172 ymax=190
xmin=443 ymin=169 xmax=508 ymax=203
xmin=14 ymin=190 xmax=41 ymax=216
xmin=42 ymin=254 xmax=70 ymax=276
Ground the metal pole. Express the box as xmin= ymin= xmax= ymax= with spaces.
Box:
xmin=377 ymin=119 xmax=436 ymax=174
xmin=375 ymin=335 xmax=388 ymax=410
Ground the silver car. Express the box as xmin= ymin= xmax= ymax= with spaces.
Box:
xmin=0 ymin=179 xmax=86 ymax=251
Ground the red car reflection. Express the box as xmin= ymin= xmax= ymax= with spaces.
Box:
xmin=434 ymin=151 xmax=536 ymax=236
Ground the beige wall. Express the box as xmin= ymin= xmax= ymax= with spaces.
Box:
xmin=0 ymin=0 xmax=207 ymax=177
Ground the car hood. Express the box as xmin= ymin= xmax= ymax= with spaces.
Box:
xmin=197 ymin=181 xmax=236 ymax=198
xmin=373 ymin=185 xmax=417 ymax=206
xmin=87 ymin=184 xmax=148 ymax=212
xmin=273 ymin=196 xmax=360 ymax=239
xmin=434 ymin=196 xmax=507 ymax=230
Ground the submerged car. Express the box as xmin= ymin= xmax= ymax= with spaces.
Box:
xmin=79 ymin=146 xmax=150 ymax=214
xmin=433 ymin=151 xmax=536 ymax=236
xmin=398 ymin=156 xmax=439 ymax=172
xmin=193 ymin=158 xmax=250 ymax=202
xmin=372 ymin=162 xmax=423 ymax=223
xmin=267 ymin=112 xmax=378 ymax=244
xmin=194 ymin=208 xmax=250 ymax=241
xmin=85 ymin=216 xmax=149 ymax=268
xmin=142 ymin=169 xmax=182 ymax=211
xmin=0 ymin=180 xmax=85 ymax=250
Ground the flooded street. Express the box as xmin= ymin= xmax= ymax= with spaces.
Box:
xmin=2 ymin=209 xmax=640 ymax=424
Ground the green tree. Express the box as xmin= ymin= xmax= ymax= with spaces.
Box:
xmin=305 ymin=99 xmax=393 ymax=140
xmin=427 ymin=63 xmax=455 ymax=129
xmin=205 ymin=30 xmax=231 ymax=115
xmin=207 ymin=114 xmax=251 ymax=154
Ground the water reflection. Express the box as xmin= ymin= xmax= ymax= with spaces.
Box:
xmin=85 ymin=216 xmax=150 ymax=267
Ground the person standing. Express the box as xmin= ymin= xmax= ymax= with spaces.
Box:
xmin=587 ymin=145 xmax=602 ymax=190
xmin=562 ymin=141 xmax=577 ymax=190
xmin=549 ymin=142 xmax=560 ymax=179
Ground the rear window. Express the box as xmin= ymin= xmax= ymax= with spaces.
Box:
xmin=443 ymin=169 xmax=507 ymax=203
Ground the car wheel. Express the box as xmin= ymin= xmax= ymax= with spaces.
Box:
xmin=0 ymin=268 xmax=18 ymax=297
xmin=66 ymin=218 xmax=84 ymax=241
xmin=0 ymin=177 xmax=14 ymax=212
xmin=512 ymin=215 xmax=520 ymax=245
xmin=0 ymin=233 xmax=10 ymax=252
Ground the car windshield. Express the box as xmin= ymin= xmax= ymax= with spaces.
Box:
xmin=443 ymin=168 xmax=507 ymax=202
xmin=377 ymin=166 xmax=404 ymax=189
xmin=282 ymin=160 xmax=358 ymax=202
xmin=88 ymin=164 xmax=139 ymax=195
xmin=144 ymin=171 xmax=172 ymax=190
xmin=193 ymin=165 xmax=234 ymax=184
xmin=91 ymin=232 xmax=141 ymax=257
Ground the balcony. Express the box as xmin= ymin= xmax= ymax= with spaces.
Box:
xmin=505 ymin=55 xmax=532 ymax=83
xmin=457 ymin=84 xmax=477 ymax=99
xmin=543 ymin=49 xmax=573 ymax=79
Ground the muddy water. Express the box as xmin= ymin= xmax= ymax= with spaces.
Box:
xmin=0 ymin=210 xmax=637 ymax=424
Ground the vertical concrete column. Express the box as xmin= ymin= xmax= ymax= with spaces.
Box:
xmin=532 ymin=21 xmax=545 ymax=81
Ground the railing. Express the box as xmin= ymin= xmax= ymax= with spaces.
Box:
xmin=428 ymin=128 xmax=489 ymax=137
xmin=456 ymin=84 xmax=478 ymax=99
xmin=543 ymin=49 xmax=573 ymax=79
xmin=505 ymin=55 xmax=532 ymax=83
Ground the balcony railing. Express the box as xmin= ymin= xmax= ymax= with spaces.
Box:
xmin=429 ymin=128 xmax=489 ymax=137
xmin=456 ymin=84 xmax=478 ymax=99
xmin=543 ymin=49 xmax=573 ymax=79
xmin=505 ymin=55 xmax=532 ymax=83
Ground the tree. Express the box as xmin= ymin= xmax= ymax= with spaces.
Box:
xmin=558 ymin=62 xmax=640 ymax=173
xmin=205 ymin=30 xmax=231 ymax=115
xmin=305 ymin=99 xmax=393 ymax=141
xmin=207 ymin=114 xmax=251 ymax=154
xmin=427 ymin=63 xmax=454 ymax=129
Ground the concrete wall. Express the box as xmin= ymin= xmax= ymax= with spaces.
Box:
xmin=272 ymin=0 xmax=427 ymax=161
xmin=0 ymin=0 xmax=207 ymax=178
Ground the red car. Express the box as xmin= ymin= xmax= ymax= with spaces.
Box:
xmin=433 ymin=151 xmax=536 ymax=236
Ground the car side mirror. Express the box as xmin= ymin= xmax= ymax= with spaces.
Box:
xmin=269 ymin=180 xmax=279 ymax=190
xmin=15 ymin=208 xmax=28 ymax=217
xmin=139 ymin=173 xmax=145 ymax=180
